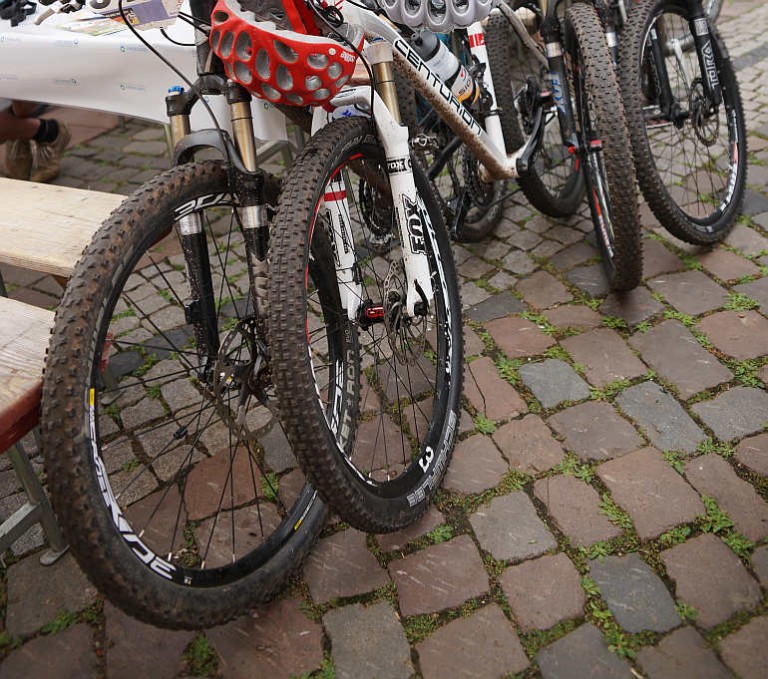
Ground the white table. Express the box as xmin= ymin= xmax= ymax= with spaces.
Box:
xmin=0 ymin=5 xmax=286 ymax=139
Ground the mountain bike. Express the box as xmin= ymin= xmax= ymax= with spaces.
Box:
xmin=257 ymin=0 xmax=642 ymax=536
xmin=619 ymin=0 xmax=746 ymax=244
xmin=40 ymin=0 xmax=332 ymax=630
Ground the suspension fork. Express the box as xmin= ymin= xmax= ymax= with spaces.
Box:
xmin=540 ymin=4 xmax=579 ymax=153
xmin=165 ymin=81 xmax=269 ymax=375
xmin=367 ymin=40 xmax=434 ymax=318
xmin=684 ymin=0 xmax=722 ymax=107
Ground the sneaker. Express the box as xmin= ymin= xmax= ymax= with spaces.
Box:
xmin=30 ymin=123 xmax=71 ymax=183
xmin=5 ymin=139 xmax=33 ymax=180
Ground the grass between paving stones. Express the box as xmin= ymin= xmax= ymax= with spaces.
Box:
xmin=695 ymin=437 xmax=735 ymax=459
xmin=704 ymin=598 xmax=768 ymax=652
xmin=293 ymin=654 xmax=336 ymax=679
xmin=184 ymin=633 xmax=218 ymax=676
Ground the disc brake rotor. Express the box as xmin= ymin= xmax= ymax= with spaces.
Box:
xmin=383 ymin=260 xmax=427 ymax=365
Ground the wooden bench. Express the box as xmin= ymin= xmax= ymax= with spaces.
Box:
xmin=0 ymin=178 xmax=123 ymax=285
xmin=0 ymin=178 xmax=124 ymax=562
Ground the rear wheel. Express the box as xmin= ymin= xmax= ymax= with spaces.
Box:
xmin=485 ymin=12 xmax=585 ymax=218
xmin=42 ymin=161 xmax=326 ymax=629
xmin=269 ymin=117 xmax=463 ymax=533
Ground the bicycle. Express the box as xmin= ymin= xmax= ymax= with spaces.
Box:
xmin=618 ymin=0 xmax=746 ymax=244
xmin=39 ymin=0 xmax=333 ymax=630
xmin=254 ymin=0 xmax=643 ymax=536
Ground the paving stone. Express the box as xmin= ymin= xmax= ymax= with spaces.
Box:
xmin=543 ymin=304 xmax=602 ymax=332
xmin=0 ymin=624 xmax=97 ymax=679
xmin=661 ymin=534 xmax=762 ymax=628
xmin=487 ymin=269 xmax=516 ymax=291
xmin=549 ymin=242 xmax=597 ymax=271
xmin=104 ymin=601 xmax=194 ymax=679
xmin=629 ymin=320 xmax=733 ymax=399
xmin=752 ymin=545 xmax=768 ymax=588
xmin=734 ymin=276 xmax=768 ymax=314
xmin=464 ymin=357 xmax=527 ymax=421
xmin=560 ymin=328 xmax=647 ymax=387
xmin=616 ymin=382 xmax=706 ymax=454
xmin=261 ymin=423 xmax=296 ymax=473
xmin=597 ymin=447 xmax=705 ymax=540
xmin=536 ymin=623 xmax=632 ymax=679
xmin=548 ymin=402 xmax=644 ymax=461
xmin=472 ymin=238 xmax=511 ymax=262
xmin=206 ymin=598 xmax=323 ymax=679
xmin=534 ymin=475 xmax=621 ymax=547
xmin=599 ymin=287 xmax=665 ymax=327
xmin=460 ymin=281 xmax=491 ymax=309
xmin=500 ymin=553 xmax=585 ymax=631
xmin=493 ymin=415 xmax=565 ymax=474
xmin=698 ymin=248 xmax=761 ymax=281
xmin=464 ymin=290 xmax=525 ymax=322
xmin=508 ymin=227 xmax=544 ymax=251
xmin=463 ymin=325 xmax=485 ymax=356
xmin=519 ymin=359 xmax=590 ymax=409
xmin=469 ymin=492 xmax=557 ymax=562
xmin=725 ymin=222 xmax=768 ymax=255
xmin=697 ymin=310 xmax=768 ymax=360
xmin=485 ymin=316 xmax=556 ymax=358
xmin=532 ymin=238 xmax=567 ymax=259
xmin=516 ymin=271 xmax=573 ymax=309
xmin=720 ymin=616 xmax=768 ymax=679
xmin=546 ymin=224 xmax=584 ymax=245
xmin=647 ymin=270 xmax=729 ymax=315
xmin=389 ymin=537 xmax=487 ymax=617
xmin=376 ymin=505 xmax=444 ymax=553
xmin=444 ymin=434 xmax=508 ymax=494
xmin=416 ymin=604 xmax=529 ymax=678
xmin=304 ymin=529 xmax=389 ymax=603
xmin=5 ymin=554 xmax=99 ymax=637
xmin=460 ymin=256 xmax=495 ymax=280
xmin=565 ymin=264 xmax=611 ymax=298
xmin=589 ymin=554 xmax=680 ymax=633
xmin=636 ymin=627 xmax=733 ymax=679
xmin=684 ymin=454 xmax=768 ymax=541
xmin=642 ymin=238 xmax=686 ymax=279
xmin=691 ymin=386 xmax=768 ymax=441
xmin=502 ymin=250 xmax=536 ymax=275
xmin=735 ymin=432 xmax=768 ymax=476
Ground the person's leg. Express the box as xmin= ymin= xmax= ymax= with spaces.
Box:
xmin=30 ymin=118 xmax=71 ymax=183
xmin=1 ymin=103 xmax=41 ymax=180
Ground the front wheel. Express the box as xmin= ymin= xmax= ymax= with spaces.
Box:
xmin=565 ymin=3 xmax=643 ymax=290
xmin=269 ymin=117 xmax=463 ymax=533
xmin=619 ymin=0 xmax=746 ymax=244
xmin=42 ymin=161 xmax=326 ymax=629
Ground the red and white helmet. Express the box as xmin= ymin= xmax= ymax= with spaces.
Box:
xmin=209 ymin=0 xmax=363 ymax=107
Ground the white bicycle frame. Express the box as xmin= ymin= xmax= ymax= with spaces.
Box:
xmin=311 ymin=5 xmax=541 ymax=318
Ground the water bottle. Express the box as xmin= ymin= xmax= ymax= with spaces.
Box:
xmin=410 ymin=29 xmax=478 ymax=104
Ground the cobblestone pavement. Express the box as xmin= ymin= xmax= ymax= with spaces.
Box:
xmin=1 ymin=1 xmax=768 ymax=677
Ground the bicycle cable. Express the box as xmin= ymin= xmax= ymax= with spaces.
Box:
xmin=118 ymin=0 xmax=232 ymax=167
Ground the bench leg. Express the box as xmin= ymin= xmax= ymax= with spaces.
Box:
xmin=4 ymin=440 xmax=68 ymax=565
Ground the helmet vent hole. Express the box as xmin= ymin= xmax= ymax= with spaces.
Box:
xmin=276 ymin=64 xmax=294 ymax=91
xmin=327 ymin=62 xmax=343 ymax=79
xmin=274 ymin=40 xmax=298 ymax=63
xmin=219 ymin=31 xmax=234 ymax=58
xmin=305 ymin=75 xmax=322 ymax=92
xmin=286 ymin=93 xmax=304 ymax=105
xmin=210 ymin=29 xmax=220 ymax=52
xmin=235 ymin=32 xmax=252 ymax=60
xmin=308 ymin=53 xmax=329 ymax=70
xmin=255 ymin=49 xmax=271 ymax=80
xmin=261 ymin=84 xmax=281 ymax=102
xmin=314 ymin=88 xmax=331 ymax=101
xmin=212 ymin=10 xmax=229 ymax=24
xmin=234 ymin=61 xmax=253 ymax=85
